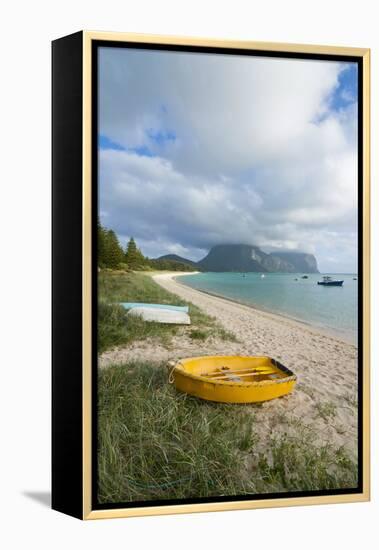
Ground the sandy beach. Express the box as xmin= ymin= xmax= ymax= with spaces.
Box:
xmin=100 ymin=271 xmax=358 ymax=461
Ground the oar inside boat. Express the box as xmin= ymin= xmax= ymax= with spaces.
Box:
xmin=169 ymin=355 xmax=296 ymax=403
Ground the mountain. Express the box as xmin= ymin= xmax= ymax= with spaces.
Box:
xmin=269 ymin=251 xmax=319 ymax=273
xmin=157 ymin=254 xmax=198 ymax=267
xmin=157 ymin=245 xmax=319 ymax=273
xmin=198 ymin=244 xmax=266 ymax=272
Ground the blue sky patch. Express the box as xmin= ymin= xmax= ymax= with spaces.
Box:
xmin=329 ymin=63 xmax=358 ymax=111
xmin=132 ymin=145 xmax=155 ymax=157
xmin=99 ymin=135 xmax=126 ymax=151
xmin=146 ymin=128 xmax=176 ymax=145
xmin=99 ymin=134 xmax=155 ymax=157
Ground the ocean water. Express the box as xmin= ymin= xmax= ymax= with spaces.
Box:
xmin=179 ymin=272 xmax=358 ymax=344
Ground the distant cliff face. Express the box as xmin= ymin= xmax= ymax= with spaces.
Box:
xmin=158 ymin=244 xmax=319 ymax=273
xmin=269 ymin=251 xmax=319 ymax=273
xmin=197 ymin=244 xmax=260 ymax=272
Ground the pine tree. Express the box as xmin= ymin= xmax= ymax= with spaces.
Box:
xmin=125 ymin=237 xmax=146 ymax=269
xmin=97 ymin=218 xmax=125 ymax=268
xmin=98 ymin=219 xmax=149 ymax=270
xmin=105 ymin=230 xmax=125 ymax=268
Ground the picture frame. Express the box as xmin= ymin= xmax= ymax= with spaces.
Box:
xmin=52 ymin=31 xmax=370 ymax=520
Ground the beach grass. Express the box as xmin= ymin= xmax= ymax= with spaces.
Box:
xmin=98 ymin=361 xmax=358 ymax=503
xmin=255 ymin=421 xmax=357 ymax=493
xmin=98 ymin=271 xmax=237 ymax=353
xmin=315 ymin=401 xmax=337 ymax=421
xmin=98 ymin=361 xmax=254 ymax=503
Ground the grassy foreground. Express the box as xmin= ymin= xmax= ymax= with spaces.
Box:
xmin=98 ymin=361 xmax=358 ymax=504
xmin=98 ymin=270 xmax=236 ymax=353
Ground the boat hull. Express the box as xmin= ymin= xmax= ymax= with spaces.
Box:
xmin=171 ymin=356 xmax=296 ymax=403
xmin=120 ymin=302 xmax=189 ymax=313
xmin=317 ymin=281 xmax=344 ymax=286
xmin=128 ymin=307 xmax=191 ymax=324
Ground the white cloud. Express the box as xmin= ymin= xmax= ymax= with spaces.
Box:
xmin=99 ymin=47 xmax=358 ymax=272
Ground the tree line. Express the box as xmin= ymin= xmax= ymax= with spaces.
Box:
xmin=98 ymin=219 xmax=196 ymax=272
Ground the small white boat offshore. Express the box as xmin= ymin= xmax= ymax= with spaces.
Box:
xmin=317 ymin=276 xmax=344 ymax=287
xmin=260 ymin=274 xmax=265 ymax=278
xmin=127 ymin=306 xmax=191 ymax=325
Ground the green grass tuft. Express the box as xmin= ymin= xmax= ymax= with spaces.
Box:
xmin=98 ymin=271 xmax=236 ymax=353
xmin=254 ymin=420 xmax=357 ymax=493
xmin=315 ymin=401 xmax=337 ymax=421
xmin=189 ymin=329 xmax=209 ymax=341
xmin=98 ymin=361 xmax=358 ymax=504
xmin=98 ymin=361 xmax=254 ymax=503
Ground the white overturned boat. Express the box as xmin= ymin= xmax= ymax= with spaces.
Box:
xmin=127 ymin=306 xmax=191 ymax=325
xmin=120 ymin=302 xmax=189 ymax=313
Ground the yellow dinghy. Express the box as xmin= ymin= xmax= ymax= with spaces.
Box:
xmin=169 ymin=355 xmax=296 ymax=403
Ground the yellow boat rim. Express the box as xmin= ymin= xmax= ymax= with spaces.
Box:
xmin=169 ymin=355 xmax=297 ymax=404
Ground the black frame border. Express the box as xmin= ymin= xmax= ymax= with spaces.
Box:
xmin=52 ymin=31 xmax=84 ymax=519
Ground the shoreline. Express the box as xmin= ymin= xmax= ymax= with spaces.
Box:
xmin=100 ymin=270 xmax=358 ymax=461
xmin=99 ymin=269 xmax=359 ymax=480
xmin=159 ymin=271 xmax=356 ymax=347
xmin=149 ymin=270 xmax=358 ymax=459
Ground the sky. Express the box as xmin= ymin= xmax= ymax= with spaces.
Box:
xmin=98 ymin=47 xmax=358 ymax=272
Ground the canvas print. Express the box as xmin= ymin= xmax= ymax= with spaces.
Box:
xmin=96 ymin=45 xmax=360 ymax=506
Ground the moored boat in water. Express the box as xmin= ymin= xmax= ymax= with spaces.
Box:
xmin=317 ymin=276 xmax=344 ymax=287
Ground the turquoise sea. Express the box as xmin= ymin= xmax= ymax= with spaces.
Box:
xmin=179 ymin=272 xmax=358 ymax=344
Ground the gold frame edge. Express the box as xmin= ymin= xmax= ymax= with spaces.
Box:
xmin=81 ymin=32 xmax=370 ymax=520
xmin=362 ymin=48 xmax=370 ymax=502
xmin=83 ymin=30 xmax=93 ymax=519
xmin=84 ymin=30 xmax=369 ymax=57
